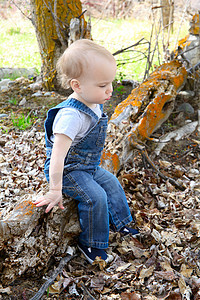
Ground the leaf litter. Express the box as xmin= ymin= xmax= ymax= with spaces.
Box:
xmin=0 ymin=78 xmax=200 ymax=299
xmin=0 ymin=124 xmax=199 ymax=299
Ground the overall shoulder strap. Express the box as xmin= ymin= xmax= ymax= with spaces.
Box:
xmin=45 ymin=98 xmax=101 ymax=140
xmin=64 ymin=98 xmax=99 ymax=121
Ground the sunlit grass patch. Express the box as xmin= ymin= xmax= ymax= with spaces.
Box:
xmin=0 ymin=17 xmax=41 ymax=71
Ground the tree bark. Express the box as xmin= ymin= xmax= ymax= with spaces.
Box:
xmin=30 ymin=0 xmax=90 ymax=91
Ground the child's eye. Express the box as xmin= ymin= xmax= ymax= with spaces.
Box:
xmin=99 ymin=85 xmax=106 ymax=88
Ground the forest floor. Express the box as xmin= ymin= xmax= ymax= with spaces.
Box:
xmin=0 ymin=76 xmax=200 ymax=299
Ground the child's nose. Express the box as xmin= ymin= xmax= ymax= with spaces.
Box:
xmin=106 ymin=84 xmax=113 ymax=94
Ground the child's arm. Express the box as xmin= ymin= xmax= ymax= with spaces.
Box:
xmin=34 ymin=134 xmax=72 ymax=213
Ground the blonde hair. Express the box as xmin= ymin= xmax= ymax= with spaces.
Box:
xmin=56 ymin=39 xmax=115 ymax=89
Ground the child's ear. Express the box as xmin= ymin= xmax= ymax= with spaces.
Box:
xmin=70 ymin=79 xmax=81 ymax=93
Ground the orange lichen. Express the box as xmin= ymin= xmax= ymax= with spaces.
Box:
xmin=128 ymin=93 xmax=173 ymax=144
xmin=101 ymin=151 xmax=120 ymax=174
xmin=111 ymin=61 xmax=186 ymax=124
xmin=189 ymin=13 xmax=200 ymax=35
xmin=5 ymin=199 xmax=36 ymax=222
xmin=111 ymin=92 xmax=142 ymax=120
xmin=148 ymin=61 xmax=187 ymax=90
xmin=173 ymin=34 xmax=191 ymax=57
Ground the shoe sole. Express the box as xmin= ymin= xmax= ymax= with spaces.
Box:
xmin=123 ymin=232 xmax=141 ymax=238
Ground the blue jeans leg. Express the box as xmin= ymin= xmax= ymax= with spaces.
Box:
xmin=93 ymin=167 xmax=133 ymax=231
xmin=62 ymin=170 xmax=109 ymax=249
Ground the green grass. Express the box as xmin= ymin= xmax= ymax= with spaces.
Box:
xmin=8 ymin=97 xmax=18 ymax=105
xmin=0 ymin=12 xmax=188 ymax=82
xmin=11 ymin=113 xmax=33 ymax=130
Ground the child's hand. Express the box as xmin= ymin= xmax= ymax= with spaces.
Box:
xmin=34 ymin=190 xmax=64 ymax=213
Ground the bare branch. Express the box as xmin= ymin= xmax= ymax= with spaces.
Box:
xmin=10 ymin=0 xmax=34 ymax=26
xmin=112 ymin=38 xmax=146 ymax=56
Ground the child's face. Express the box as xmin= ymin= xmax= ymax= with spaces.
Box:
xmin=75 ymin=56 xmax=117 ymax=107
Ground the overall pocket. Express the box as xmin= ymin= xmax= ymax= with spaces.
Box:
xmin=96 ymin=125 xmax=107 ymax=147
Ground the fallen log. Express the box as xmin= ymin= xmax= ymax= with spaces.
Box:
xmin=101 ymin=60 xmax=187 ymax=174
xmin=0 ymin=194 xmax=80 ymax=284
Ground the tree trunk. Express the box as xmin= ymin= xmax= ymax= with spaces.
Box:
xmin=30 ymin=0 xmax=90 ymax=91
xmin=160 ymin=0 xmax=174 ymax=32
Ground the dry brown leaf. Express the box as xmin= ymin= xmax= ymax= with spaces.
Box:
xmin=0 ymin=285 xmax=11 ymax=295
xmin=165 ymin=291 xmax=182 ymax=300
xmin=90 ymin=275 xmax=105 ymax=290
xmin=92 ymin=256 xmax=107 ymax=270
xmin=116 ymin=262 xmax=132 ymax=272
xmin=151 ymin=228 xmax=161 ymax=242
xmin=190 ymin=222 xmax=200 ymax=237
xmin=101 ymin=287 xmax=112 ymax=294
xmin=160 ymin=258 xmax=174 ymax=272
xmin=139 ymin=266 xmax=154 ymax=279
xmin=49 ymin=275 xmax=64 ymax=294
xmin=178 ymin=276 xmax=187 ymax=295
xmin=180 ymin=264 xmax=193 ymax=278
xmin=121 ymin=291 xmax=141 ymax=300
xmin=154 ymin=270 xmax=176 ymax=281
xmin=159 ymin=160 xmax=172 ymax=168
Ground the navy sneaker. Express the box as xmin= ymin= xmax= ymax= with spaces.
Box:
xmin=119 ymin=226 xmax=139 ymax=236
xmin=78 ymin=242 xmax=113 ymax=264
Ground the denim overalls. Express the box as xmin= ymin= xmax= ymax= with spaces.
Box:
xmin=44 ymin=98 xmax=133 ymax=249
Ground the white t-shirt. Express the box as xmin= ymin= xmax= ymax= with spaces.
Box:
xmin=50 ymin=104 xmax=102 ymax=146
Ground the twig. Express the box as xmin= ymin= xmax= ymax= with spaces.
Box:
xmin=116 ymin=50 xmax=149 ymax=65
xmin=134 ymin=143 xmax=185 ymax=191
xmin=77 ymin=9 xmax=87 ymax=19
xmin=187 ymin=61 xmax=200 ymax=73
xmin=148 ymin=19 xmax=162 ymax=76
xmin=112 ymin=38 xmax=145 ymax=56
xmin=166 ymin=0 xmax=174 ymax=44
xmin=30 ymin=254 xmax=74 ymax=300
xmin=143 ymin=25 xmax=152 ymax=81
xmin=80 ymin=282 xmax=96 ymax=300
